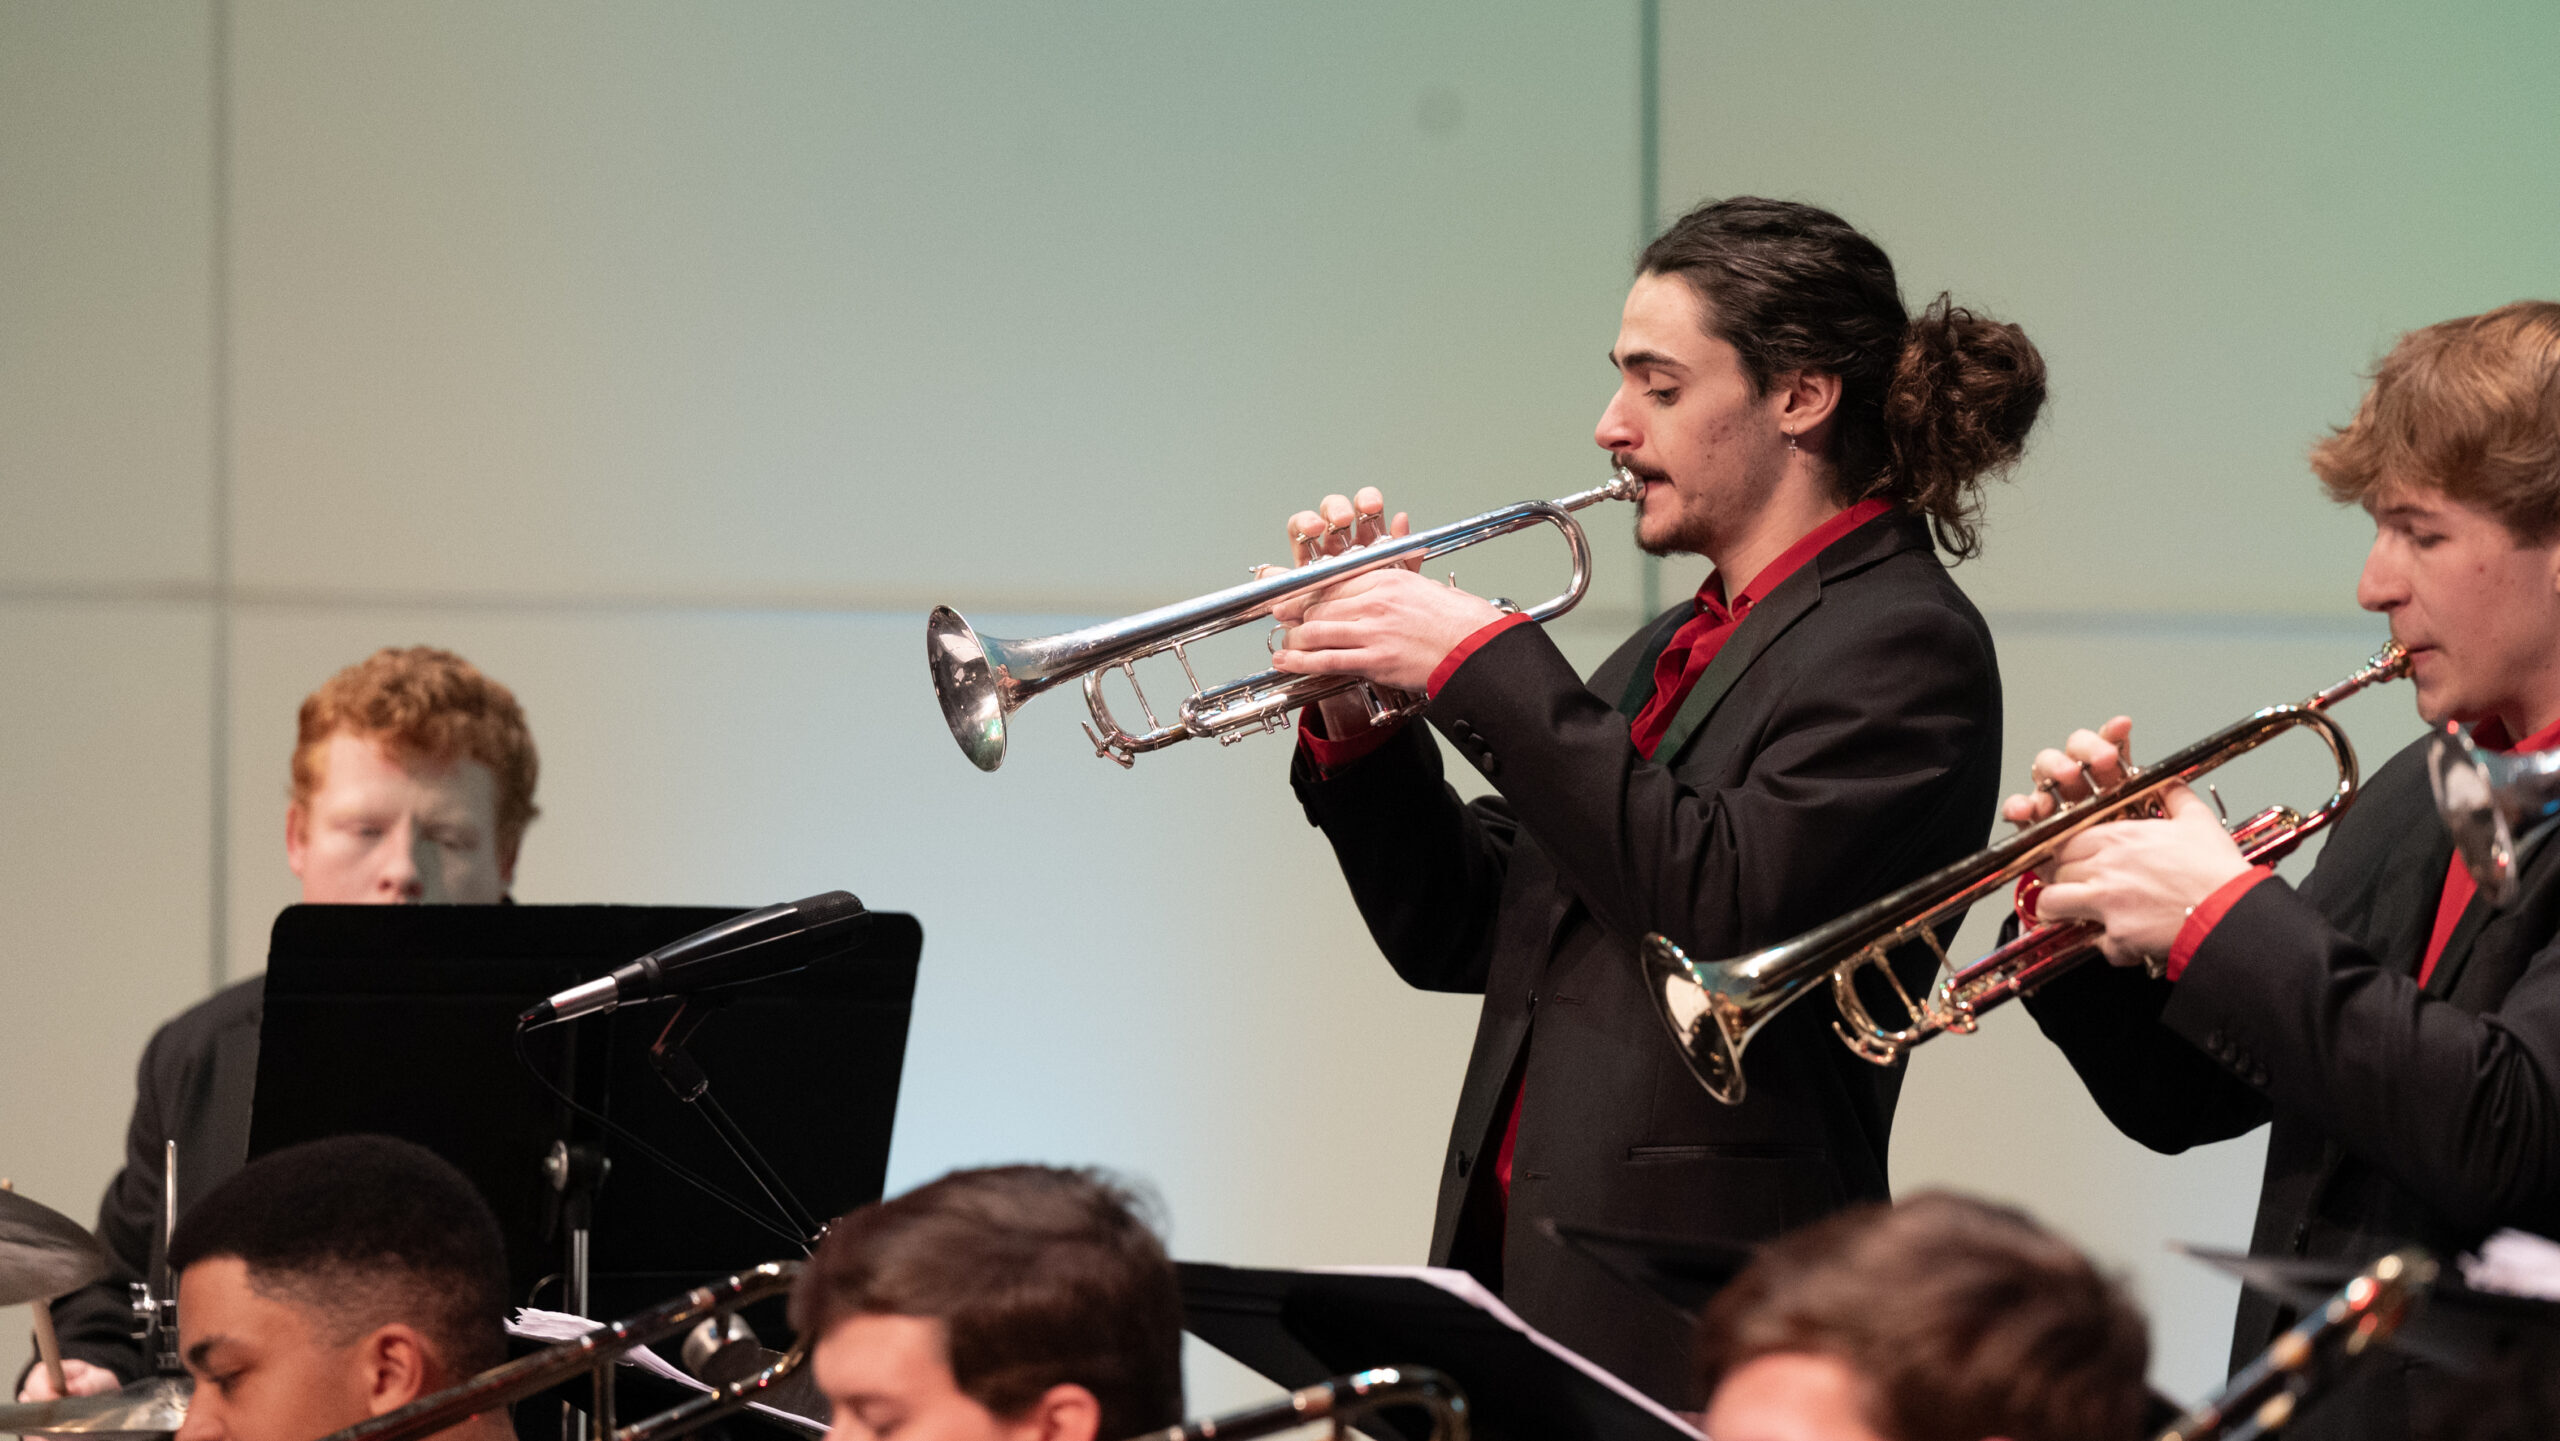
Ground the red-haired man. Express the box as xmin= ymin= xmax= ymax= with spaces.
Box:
xmin=20 ymin=647 xmax=539 ymax=1400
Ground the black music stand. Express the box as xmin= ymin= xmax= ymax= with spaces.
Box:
xmin=247 ymin=904 xmax=920 ymax=1319
xmin=2178 ymin=1243 xmax=2560 ymax=1376
xmin=1177 ymin=1262 xmax=1701 ymax=1441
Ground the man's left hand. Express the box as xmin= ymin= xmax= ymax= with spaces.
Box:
xmin=1269 ymin=568 xmax=1505 ymax=693
xmin=2036 ymin=783 xmax=2251 ymax=968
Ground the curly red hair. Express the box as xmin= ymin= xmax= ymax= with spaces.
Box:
xmin=290 ymin=647 xmax=539 ymax=864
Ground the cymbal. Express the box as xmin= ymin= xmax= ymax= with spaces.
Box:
xmin=0 ymin=1377 xmax=189 ymax=1436
xmin=0 ymin=1188 xmax=107 ymax=1307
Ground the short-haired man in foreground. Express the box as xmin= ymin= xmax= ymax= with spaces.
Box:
xmin=1694 ymin=1192 xmax=2151 ymax=1441
xmin=168 ymin=1134 xmax=512 ymax=1441
xmin=790 ymin=1165 xmax=1185 ymax=1441
xmin=27 ymin=646 xmax=539 ymax=1399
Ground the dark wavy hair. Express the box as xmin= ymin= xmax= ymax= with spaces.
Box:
xmin=1639 ymin=197 xmax=2047 ymax=560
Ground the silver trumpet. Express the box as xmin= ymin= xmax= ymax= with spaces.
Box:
xmin=1644 ymin=642 xmax=2411 ymax=1105
xmin=1122 ymin=1366 xmax=1467 ymax=1441
xmin=928 ymin=467 xmax=1644 ymax=769
xmin=2429 ymin=722 xmax=2560 ymax=906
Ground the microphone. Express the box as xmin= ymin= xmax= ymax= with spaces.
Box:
xmin=520 ymin=890 xmax=869 ymax=1029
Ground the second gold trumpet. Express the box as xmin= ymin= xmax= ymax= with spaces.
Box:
xmin=1645 ymin=642 xmax=2411 ymax=1105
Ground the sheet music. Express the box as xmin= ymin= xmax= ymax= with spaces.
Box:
xmin=2459 ymin=1228 xmax=2560 ymax=1300
xmin=1310 ymin=1265 xmax=1707 ymax=1438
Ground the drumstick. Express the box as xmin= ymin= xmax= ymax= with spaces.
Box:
xmin=0 ymin=1179 xmax=72 ymax=1399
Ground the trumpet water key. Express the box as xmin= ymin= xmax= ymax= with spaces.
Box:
xmin=1644 ymin=642 xmax=2411 ymax=1105
xmin=928 ymin=467 xmax=1643 ymax=769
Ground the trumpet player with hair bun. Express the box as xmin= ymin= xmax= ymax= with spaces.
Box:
xmin=2009 ymin=301 xmax=2560 ymax=1441
xmin=1268 ymin=195 xmax=2046 ymax=1407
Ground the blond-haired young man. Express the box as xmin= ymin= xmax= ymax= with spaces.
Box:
xmin=2013 ymin=302 xmax=2560 ymax=1441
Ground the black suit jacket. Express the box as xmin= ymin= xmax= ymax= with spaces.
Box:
xmin=2024 ymin=738 xmax=2560 ymax=1440
xmin=40 ymin=977 xmax=263 ymax=1383
xmin=1292 ymin=513 xmax=2002 ymax=1406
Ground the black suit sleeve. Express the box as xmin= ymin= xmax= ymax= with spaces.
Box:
xmin=1415 ymin=595 xmax=1992 ymax=957
xmin=2163 ymin=879 xmax=2560 ymax=1233
xmin=1290 ymin=719 xmax=1524 ymax=994
xmin=2020 ymin=952 xmax=2272 ymax=1153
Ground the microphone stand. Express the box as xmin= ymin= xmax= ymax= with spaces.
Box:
xmin=647 ymin=1001 xmax=824 ymax=1246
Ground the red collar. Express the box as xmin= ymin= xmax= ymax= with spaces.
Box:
xmin=1695 ymin=497 xmax=1894 ymax=623
xmin=2470 ymin=712 xmax=2560 ymax=754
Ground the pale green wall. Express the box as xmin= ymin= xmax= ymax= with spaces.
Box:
xmin=5 ymin=0 xmax=2555 ymax=1414
xmin=0 ymin=1 xmax=1641 ymax=1413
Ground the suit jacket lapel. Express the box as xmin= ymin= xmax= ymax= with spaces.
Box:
xmin=2429 ymin=822 xmax=2559 ymax=1000
xmin=1651 ymin=560 xmax=1824 ymax=766
xmin=1614 ymin=605 xmax=1694 ymax=721
xmin=202 ymin=1001 xmax=263 ymax=1197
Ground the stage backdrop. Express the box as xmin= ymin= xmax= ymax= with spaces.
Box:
xmin=5 ymin=0 xmax=2555 ymax=1408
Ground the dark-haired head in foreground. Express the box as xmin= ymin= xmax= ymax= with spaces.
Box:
xmin=1695 ymin=1192 xmax=2150 ymax=1441
xmin=168 ymin=1135 xmax=511 ymax=1441
xmin=790 ymin=1165 xmax=1184 ymax=1441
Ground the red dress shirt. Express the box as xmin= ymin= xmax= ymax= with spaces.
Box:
xmin=1491 ymin=498 xmax=1890 ymax=1195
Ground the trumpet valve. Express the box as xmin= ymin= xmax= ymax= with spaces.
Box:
xmin=2228 ymin=803 xmax=2305 ymax=852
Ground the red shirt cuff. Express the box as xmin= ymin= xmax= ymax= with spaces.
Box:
xmin=1296 ymin=703 xmax=1405 ymax=776
xmin=2165 ymin=866 xmax=2273 ymax=981
xmin=1426 ymin=612 xmax=1534 ymax=697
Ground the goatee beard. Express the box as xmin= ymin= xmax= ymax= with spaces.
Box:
xmin=1634 ymin=511 xmax=1680 ymax=559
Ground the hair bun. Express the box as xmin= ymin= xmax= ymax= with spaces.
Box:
xmin=1882 ymin=294 xmax=2048 ymax=559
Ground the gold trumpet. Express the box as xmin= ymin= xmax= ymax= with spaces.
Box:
xmin=1124 ymin=1366 xmax=1468 ymax=1441
xmin=928 ymin=468 xmax=1643 ymax=769
xmin=1644 ymin=642 xmax=2411 ymax=1105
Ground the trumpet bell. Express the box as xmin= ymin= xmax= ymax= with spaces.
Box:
xmin=1641 ymin=935 xmax=1750 ymax=1106
xmin=2429 ymin=722 xmax=2560 ymax=907
xmin=929 ymin=606 xmax=1012 ymax=772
